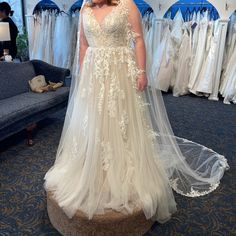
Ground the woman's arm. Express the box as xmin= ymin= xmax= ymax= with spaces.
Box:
xmin=127 ymin=0 xmax=147 ymax=92
xmin=79 ymin=8 xmax=89 ymax=68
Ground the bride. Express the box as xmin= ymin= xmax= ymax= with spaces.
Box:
xmin=44 ymin=0 xmax=229 ymax=223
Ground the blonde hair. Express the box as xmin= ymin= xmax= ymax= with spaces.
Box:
xmin=86 ymin=0 xmax=120 ymax=7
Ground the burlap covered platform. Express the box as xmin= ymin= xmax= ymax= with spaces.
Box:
xmin=47 ymin=192 xmax=153 ymax=236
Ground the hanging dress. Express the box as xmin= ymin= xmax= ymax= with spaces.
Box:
xmin=194 ymin=20 xmax=219 ymax=95
xmin=189 ymin=11 xmax=209 ymax=94
xmin=220 ymin=41 xmax=236 ymax=104
xmin=153 ymin=22 xmax=175 ymax=92
xmin=173 ymin=24 xmax=191 ymax=97
xmin=170 ymin=10 xmax=184 ymax=88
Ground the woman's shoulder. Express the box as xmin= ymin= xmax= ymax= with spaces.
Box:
xmin=80 ymin=3 xmax=90 ymax=13
xmin=2 ymin=17 xmax=16 ymax=26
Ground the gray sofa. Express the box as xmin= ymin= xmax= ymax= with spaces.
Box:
xmin=0 ymin=60 xmax=70 ymax=144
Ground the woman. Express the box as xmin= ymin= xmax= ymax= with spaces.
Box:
xmin=44 ymin=0 xmax=228 ymax=223
xmin=0 ymin=2 xmax=19 ymax=59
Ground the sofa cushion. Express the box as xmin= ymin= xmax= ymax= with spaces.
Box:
xmin=0 ymin=87 xmax=70 ymax=129
xmin=0 ymin=61 xmax=36 ymax=100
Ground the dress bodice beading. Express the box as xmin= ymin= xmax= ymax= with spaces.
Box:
xmin=83 ymin=1 xmax=131 ymax=48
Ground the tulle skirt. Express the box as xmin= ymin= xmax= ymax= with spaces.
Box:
xmin=44 ymin=46 xmax=177 ymax=223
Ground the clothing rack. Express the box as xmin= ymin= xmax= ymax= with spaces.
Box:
xmin=33 ymin=5 xmax=60 ymax=14
xmin=172 ymin=2 xmax=214 ymax=6
xmin=165 ymin=1 xmax=219 ymax=21
xmin=142 ymin=7 xmax=153 ymax=16
xmin=59 ymin=10 xmax=70 ymax=16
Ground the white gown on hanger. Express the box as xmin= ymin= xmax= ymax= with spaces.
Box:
xmin=194 ymin=21 xmax=219 ymax=95
xmin=189 ymin=11 xmax=209 ymax=94
xmin=44 ymin=0 xmax=228 ymax=224
xmin=170 ymin=10 xmax=184 ymax=88
xmin=26 ymin=15 xmax=36 ymax=59
xmin=222 ymin=13 xmax=236 ymax=72
xmin=32 ymin=12 xmax=44 ymax=60
xmin=220 ymin=22 xmax=236 ymax=96
xmin=190 ymin=11 xmax=200 ymax=59
xmin=53 ymin=14 xmax=72 ymax=68
xmin=153 ymin=22 xmax=175 ymax=92
xmin=44 ymin=11 xmax=55 ymax=64
xmin=173 ymin=24 xmax=191 ymax=97
xmin=31 ymin=13 xmax=42 ymax=60
xmin=220 ymin=40 xmax=236 ymax=104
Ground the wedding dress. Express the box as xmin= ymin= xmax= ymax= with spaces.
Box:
xmin=173 ymin=25 xmax=191 ymax=97
xmin=53 ymin=14 xmax=72 ymax=68
xmin=44 ymin=11 xmax=55 ymax=64
xmin=26 ymin=15 xmax=35 ymax=59
xmin=170 ymin=10 xmax=184 ymax=88
xmin=190 ymin=11 xmax=200 ymax=59
xmin=153 ymin=23 xmax=175 ymax=92
xmin=44 ymin=0 xmax=228 ymax=224
xmin=189 ymin=11 xmax=209 ymax=94
xmin=220 ymin=16 xmax=236 ymax=99
xmin=33 ymin=12 xmax=44 ymax=60
xmin=220 ymin=41 xmax=236 ymax=104
xmin=194 ymin=21 xmax=219 ymax=95
xmin=222 ymin=13 xmax=236 ymax=72
xmin=67 ymin=14 xmax=80 ymax=70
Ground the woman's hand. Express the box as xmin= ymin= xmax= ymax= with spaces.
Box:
xmin=137 ymin=75 xmax=148 ymax=92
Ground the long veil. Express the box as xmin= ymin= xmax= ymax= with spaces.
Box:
xmin=56 ymin=0 xmax=229 ymax=198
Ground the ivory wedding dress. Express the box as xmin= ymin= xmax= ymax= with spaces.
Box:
xmin=189 ymin=11 xmax=209 ymax=94
xmin=173 ymin=25 xmax=191 ymax=97
xmin=44 ymin=0 xmax=229 ymax=224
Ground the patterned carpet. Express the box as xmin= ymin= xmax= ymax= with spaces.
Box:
xmin=0 ymin=93 xmax=235 ymax=236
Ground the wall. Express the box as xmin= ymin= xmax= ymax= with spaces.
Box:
xmin=25 ymin=0 xmax=236 ymax=19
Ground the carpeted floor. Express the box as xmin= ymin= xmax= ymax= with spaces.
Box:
xmin=0 ymin=93 xmax=235 ymax=236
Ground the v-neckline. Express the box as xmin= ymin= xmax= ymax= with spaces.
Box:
xmin=88 ymin=4 xmax=120 ymax=28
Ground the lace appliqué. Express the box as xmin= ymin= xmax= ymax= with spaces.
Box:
xmin=108 ymin=73 xmax=120 ymax=117
xmin=170 ymin=178 xmax=220 ymax=197
xmin=119 ymin=111 xmax=129 ymax=141
xmin=136 ymin=94 xmax=151 ymax=112
xmin=83 ymin=0 xmax=129 ymax=48
xmin=70 ymin=136 xmax=79 ymax=160
xmin=98 ymin=82 xmax=105 ymax=114
xmin=101 ymin=141 xmax=113 ymax=171
xmin=82 ymin=115 xmax=88 ymax=136
xmin=85 ymin=48 xmax=130 ymax=116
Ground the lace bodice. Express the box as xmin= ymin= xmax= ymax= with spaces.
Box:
xmin=82 ymin=0 xmax=131 ymax=48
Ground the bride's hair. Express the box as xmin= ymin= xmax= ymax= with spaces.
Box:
xmin=86 ymin=0 xmax=120 ymax=7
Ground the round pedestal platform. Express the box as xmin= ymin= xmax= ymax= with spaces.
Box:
xmin=47 ymin=192 xmax=153 ymax=236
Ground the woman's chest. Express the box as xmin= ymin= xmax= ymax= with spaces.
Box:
xmin=83 ymin=7 xmax=128 ymax=36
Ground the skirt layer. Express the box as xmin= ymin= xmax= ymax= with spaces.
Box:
xmin=44 ymin=46 xmax=177 ymax=223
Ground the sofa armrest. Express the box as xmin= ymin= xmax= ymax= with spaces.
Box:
xmin=31 ymin=60 xmax=70 ymax=84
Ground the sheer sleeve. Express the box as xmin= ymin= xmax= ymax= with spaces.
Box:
xmin=79 ymin=7 xmax=89 ymax=68
xmin=127 ymin=0 xmax=146 ymax=73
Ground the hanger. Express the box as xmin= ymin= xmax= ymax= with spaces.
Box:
xmin=59 ymin=10 xmax=70 ymax=16
xmin=185 ymin=7 xmax=191 ymax=21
